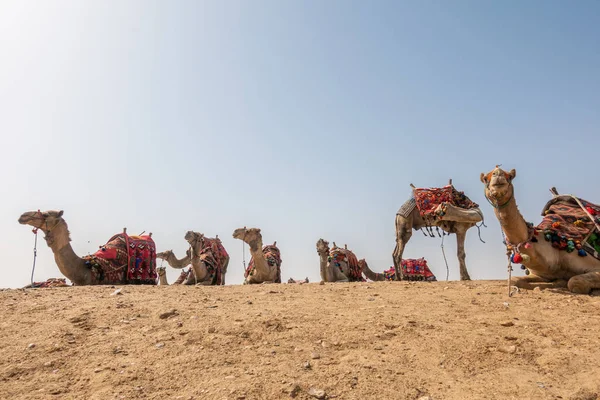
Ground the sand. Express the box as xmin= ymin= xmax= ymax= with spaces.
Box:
xmin=1 ymin=280 xmax=599 ymax=400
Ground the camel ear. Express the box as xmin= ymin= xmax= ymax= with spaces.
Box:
xmin=57 ymin=210 xmax=64 ymax=217
xmin=480 ymin=173 xmax=487 ymax=183
xmin=508 ymin=169 xmax=516 ymax=181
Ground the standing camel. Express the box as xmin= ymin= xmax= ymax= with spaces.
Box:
xmin=393 ymin=180 xmax=484 ymax=281
xmin=232 ymin=227 xmax=282 ymax=284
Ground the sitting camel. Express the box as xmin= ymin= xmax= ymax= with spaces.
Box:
xmin=232 ymin=227 xmax=282 ymax=284
xmin=157 ymin=267 xmax=168 ymax=285
xmin=157 ymin=231 xmax=229 ymax=286
xmin=156 ymin=249 xmax=195 ymax=285
xmin=18 ymin=210 xmax=157 ymax=285
xmin=394 ymin=180 xmax=483 ymax=281
xmin=287 ymin=277 xmax=309 ymax=284
xmin=316 ymin=239 xmax=365 ymax=282
xmin=156 ymin=266 xmax=192 ymax=285
xmin=481 ymin=166 xmax=600 ymax=294
xmin=359 ymin=259 xmax=437 ymax=281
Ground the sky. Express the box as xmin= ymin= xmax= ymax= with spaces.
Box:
xmin=1 ymin=0 xmax=599 ymax=288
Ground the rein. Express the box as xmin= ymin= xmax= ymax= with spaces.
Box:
xmin=28 ymin=210 xmax=45 ymax=288
xmin=484 ymin=185 xmax=513 ymax=209
xmin=30 ymin=228 xmax=38 ymax=288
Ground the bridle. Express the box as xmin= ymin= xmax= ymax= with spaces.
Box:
xmin=483 ymin=170 xmax=514 ymax=209
xmin=28 ymin=210 xmax=62 ymax=236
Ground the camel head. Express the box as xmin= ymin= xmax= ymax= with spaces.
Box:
xmin=481 ymin=166 xmax=516 ymax=208
xmin=156 ymin=250 xmax=173 ymax=260
xmin=232 ymin=227 xmax=262 ymax=245
xmin=184 ymin=230 xmax=205 ymax=245
xmin=18 ymin=209 xmax=65 ymax=234
xmin=316 ymin=238 xmax=330 ymax=256
xmin=156 ymin=266 xmax=166 ymax=277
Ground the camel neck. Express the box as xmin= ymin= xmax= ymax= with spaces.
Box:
xmin=44 ymin=220 xmax=91 ymax=285
xmin=494 ymin=195 xmax=531 ymax=246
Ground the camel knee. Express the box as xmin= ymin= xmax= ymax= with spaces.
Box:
xmin=568 ymin=276 xmax=592 ymax=294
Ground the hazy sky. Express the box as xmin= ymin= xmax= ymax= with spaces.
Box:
xmin=2 ymin=0 xmax=599 ymax=288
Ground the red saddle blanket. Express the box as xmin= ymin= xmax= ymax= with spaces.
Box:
xmin=194 ymin=237 xmax=229 ymax=285
xmin=536 ymin=195 xmax=600 ymax=257
xmin=83 ymin=233 xmax=157 ymax=285
xmin=413 ymin=185 xmax=478 ymax=219
xmin=329 ymin=247 xmax=365 ymax=282
xmin=246 ymin=244 xmax=282 ymax=283
xmin=30 ymin=278 xmax=70 ymax=288
xmin=383 ymin=258 xmax=436 ymax=281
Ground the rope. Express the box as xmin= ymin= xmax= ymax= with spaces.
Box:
xmin=564 ymin=194 xmax=600 ymax=232
xmin=242 ymin=241 xmax=246 ymax=271
xmin=30 ymin=229 xmax=38 ymax=288
xmin=441 ymin=233 xmax=449 ymax=281
xmin=500 ymin=229 xmax=519 ymax=297
xmin=475 ymin=209 xmax=487 ymax=243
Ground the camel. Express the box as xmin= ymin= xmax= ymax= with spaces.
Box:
xmin=481 ymin=166 xmax=600 ymax=294
xmin=232 ymin=227 xmax=282 ymax=284
xmin=18 ymin=210 xmax=157 ymax=285
xmin=287 ymin=277 xmax=309 ymax=284
xmin=156 ymin=264 xmax=194 ymax=285
xmin=393 ymin=180 xmax=484 ymax=281
xmin=157 ymin=231 xmax=229 ymax=286
xmin=157 ymin=267 xmax=168 ymax=285
xmin=156 ymin=249 xmax=195 ymax=285
xmin=359 ymin=259 xmax=437 ymax=281
xmin=316 ymin=239 xmax=365 ymax=282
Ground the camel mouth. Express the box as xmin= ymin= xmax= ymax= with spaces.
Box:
xmin=232 ymin=229 xmax=246 ymax=239
xmin=18 ymin=214 xmax=36 ymax=225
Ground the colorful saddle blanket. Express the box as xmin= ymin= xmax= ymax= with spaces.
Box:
xmin=83 ymin=233 xmax=157 ymax=285
xmin=536 ymin=195 xmax=600 ymax=258
xmin=246 ymin=244 xmax=282 ymax=283
xmin=329 ymin=247 xmax=365 ymax=282
xmin=173 ymin=268 xmax=192 ymax=285
xmin=193 ymin=237 xmax=229 ymax=285
xmin=413 ymin=185 xmax=478 ymax=219
xmin=29 ymin=278 xmax=70 ymax=288
xmin=383 ymin=258 xmax=436 ymax=281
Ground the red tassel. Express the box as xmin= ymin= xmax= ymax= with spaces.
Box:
xmin=513 ymin=253 xmax=523 ymax=263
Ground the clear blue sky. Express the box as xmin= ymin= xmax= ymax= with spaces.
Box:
xmin=2 ymin=0 xmax=599 ymax=288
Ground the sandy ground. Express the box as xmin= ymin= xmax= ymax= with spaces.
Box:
xmin=1 ymin=280 xmax=600 ymax=400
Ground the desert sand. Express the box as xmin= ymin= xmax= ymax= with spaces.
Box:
xmin=1 ymin=280 xmax=599 ymax=400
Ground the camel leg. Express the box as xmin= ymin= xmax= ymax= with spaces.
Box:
xmin=221 ymin=258 xmax=229 ymax=285
xmin=512 ymin=274 xmax=567 ymax=290
xmin=567 ymin=272 xmax=600 ymax=294
xmin=393 ymin=214 xmax=412 ymax=281
xmin=326 ymin=265 xmax=349 ymax=282
xmin=455 ymin=227 xmax=471 ymax=281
